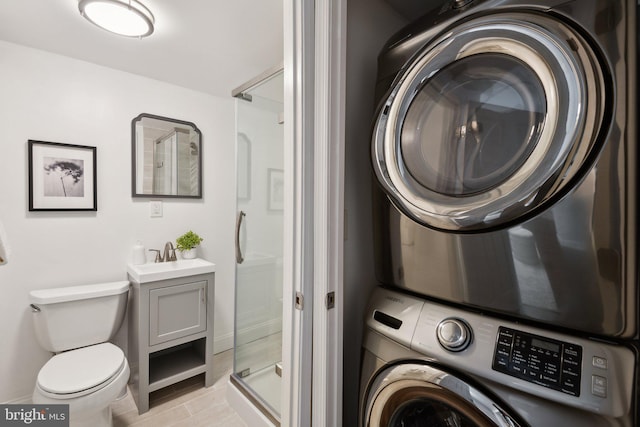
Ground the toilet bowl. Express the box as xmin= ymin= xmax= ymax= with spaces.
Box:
xmin=33 ymin=343 xmax=130 ymax=427
xmin=29 ymin=281 xmax=130 ymax=427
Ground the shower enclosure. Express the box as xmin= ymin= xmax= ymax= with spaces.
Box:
xmin=232 ymin=66 xmax=284 ymax=424
xmin=153 ymin=128 xmax=197 ymax=195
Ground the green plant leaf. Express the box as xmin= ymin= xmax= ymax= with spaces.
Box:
xmin=175 ymin=230 xmax=204 ymax=251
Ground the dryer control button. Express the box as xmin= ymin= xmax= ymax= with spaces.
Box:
xmin=437 ymin=318 xmax=471 ymax=352
xmin=592 ymin=356 xmax=607 ymax=370
xmin=592 ymin=375 xmax=607 ymax=398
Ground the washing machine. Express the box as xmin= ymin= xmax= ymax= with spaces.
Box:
xmin=371 ymin=0 xmax=638 ymax=339
xmin=360 ymin=287 xmax=637 ymax=426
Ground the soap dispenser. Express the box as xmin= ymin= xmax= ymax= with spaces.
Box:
xmin=132 ymin=241 xmax=146 ymax=265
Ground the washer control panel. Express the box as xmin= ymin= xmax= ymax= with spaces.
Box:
xmin=492 ymin=327 xmax=582 ymax=396
xmin=369 ymin=288 xmax=635 ymax=418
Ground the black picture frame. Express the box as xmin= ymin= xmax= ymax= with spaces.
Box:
xmin=28 ymin=140 xmax=97 ymax=211
xmin=131 ymin=113 xmax=203 ymax=198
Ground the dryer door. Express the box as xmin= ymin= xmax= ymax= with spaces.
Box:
xmin=372 ymin=12 xmax=608 ymax=232
xmin=363 ymin=362 xmax=527 ymax=427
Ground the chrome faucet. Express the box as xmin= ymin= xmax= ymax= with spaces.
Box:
xmin=163 ymin=241 xmax=177 ymax=262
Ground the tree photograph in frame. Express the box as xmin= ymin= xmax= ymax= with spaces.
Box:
xmin=28 ymin=140 xmax=97 ymax=211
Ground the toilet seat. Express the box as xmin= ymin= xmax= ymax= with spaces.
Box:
xmin=37 ymin=343 xmax=125 ymax=399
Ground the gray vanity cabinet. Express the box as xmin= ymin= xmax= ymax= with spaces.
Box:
xmin=149 ymin=280 xmax=207 ymax=346
xmin=127 ymin=272 xmax=215 ymax=414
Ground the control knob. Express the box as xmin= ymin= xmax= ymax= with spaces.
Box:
xmin=437 ymin=318 xmax=472 ymax=352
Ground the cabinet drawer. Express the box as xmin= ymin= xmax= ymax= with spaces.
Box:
xmin=149 ymin=280 xmax=207 ymax=346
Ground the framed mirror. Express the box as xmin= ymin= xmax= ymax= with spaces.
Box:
xmin=132 ymin=113 xmax=202 ymax=198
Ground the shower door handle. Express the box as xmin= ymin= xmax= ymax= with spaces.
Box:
xmin=235 ymin=211 xmax=246 ymax=264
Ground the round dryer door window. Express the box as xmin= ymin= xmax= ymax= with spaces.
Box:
xmin=372 ymin=12 xmax=609 ymax=232
xmin=363 ymin=363 xmax=526 ymax=427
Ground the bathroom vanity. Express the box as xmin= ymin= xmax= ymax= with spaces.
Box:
xmin=126 ymin=259 xmax=215 ymax=414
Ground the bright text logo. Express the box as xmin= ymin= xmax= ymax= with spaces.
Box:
xmin=0 ymin=405 xmax=68 ymax=427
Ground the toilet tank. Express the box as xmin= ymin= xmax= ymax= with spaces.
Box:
xmin=29 ymin=281 xmax=130 ymax=353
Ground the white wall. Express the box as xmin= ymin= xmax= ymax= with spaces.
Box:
xmin=0 ymin=41 xmax=236 ymax=403
xmin=343 ymin=2 xmax=406 ymax=425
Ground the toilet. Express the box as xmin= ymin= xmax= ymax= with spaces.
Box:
xmin=29 ymin=281 xmax=130 ymax=427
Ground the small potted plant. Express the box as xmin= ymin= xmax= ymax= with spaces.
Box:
xmin=176 ymin=230 xmax=203 ymax=259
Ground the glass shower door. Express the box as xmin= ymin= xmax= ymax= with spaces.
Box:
xmin=233 ymin=68 xmax=284 ymax=422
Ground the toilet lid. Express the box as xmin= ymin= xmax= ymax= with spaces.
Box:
xmin=37 ymin=343 xmax=125 ymax=395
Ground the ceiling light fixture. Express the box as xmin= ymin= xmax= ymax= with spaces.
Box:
xmin=78 ymin=0 xmax=155 ymax=38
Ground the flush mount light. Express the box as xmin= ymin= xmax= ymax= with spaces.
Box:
xmin=78 ymin=0 xmax=155 ymax=38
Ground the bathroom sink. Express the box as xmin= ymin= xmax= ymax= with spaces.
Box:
xmin=127 ymin=258 xmax=216 ymax=283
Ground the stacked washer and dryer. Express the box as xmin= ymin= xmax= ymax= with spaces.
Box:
xmin=361 ymin=0 xmax=638 ymax=426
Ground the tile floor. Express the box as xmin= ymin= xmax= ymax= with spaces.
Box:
xmin=112 ymin=349 xmax=247 ymax=427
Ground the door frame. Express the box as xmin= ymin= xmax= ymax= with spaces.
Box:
xmin=312 ymin=0 xmax=346 ymax=425
xmin=282 ymin=0 xmax=345 ymax=425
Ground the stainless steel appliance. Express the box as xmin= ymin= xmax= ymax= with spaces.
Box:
xmin=371 ymin=0 xmax=638 ymax=339
xmin=360 ymin=288 xmax=636 ymax=426
xmin=366 ymin=0 xmax=639 ymax=425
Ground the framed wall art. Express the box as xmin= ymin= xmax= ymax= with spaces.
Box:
xmin=28 ymin=140 xmax=97 ymax=211
xmin=267 ymin=168 xmax=284 ymax=211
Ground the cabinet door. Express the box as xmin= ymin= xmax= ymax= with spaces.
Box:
xmin=149 ymin=280 xmax=207 ymax=346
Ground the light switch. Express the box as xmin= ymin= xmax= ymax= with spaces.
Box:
xmin=150 ymin=200 xmax=163 ymax=217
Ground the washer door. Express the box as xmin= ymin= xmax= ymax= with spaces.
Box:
xmin=363 ymin=362 xmax=527 ymax=427
xmin=372 ymin=12 xmax=608 ymax=232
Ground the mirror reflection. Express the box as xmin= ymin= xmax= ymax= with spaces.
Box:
xmin=132 ymin=113 xmax=202 ymax=198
